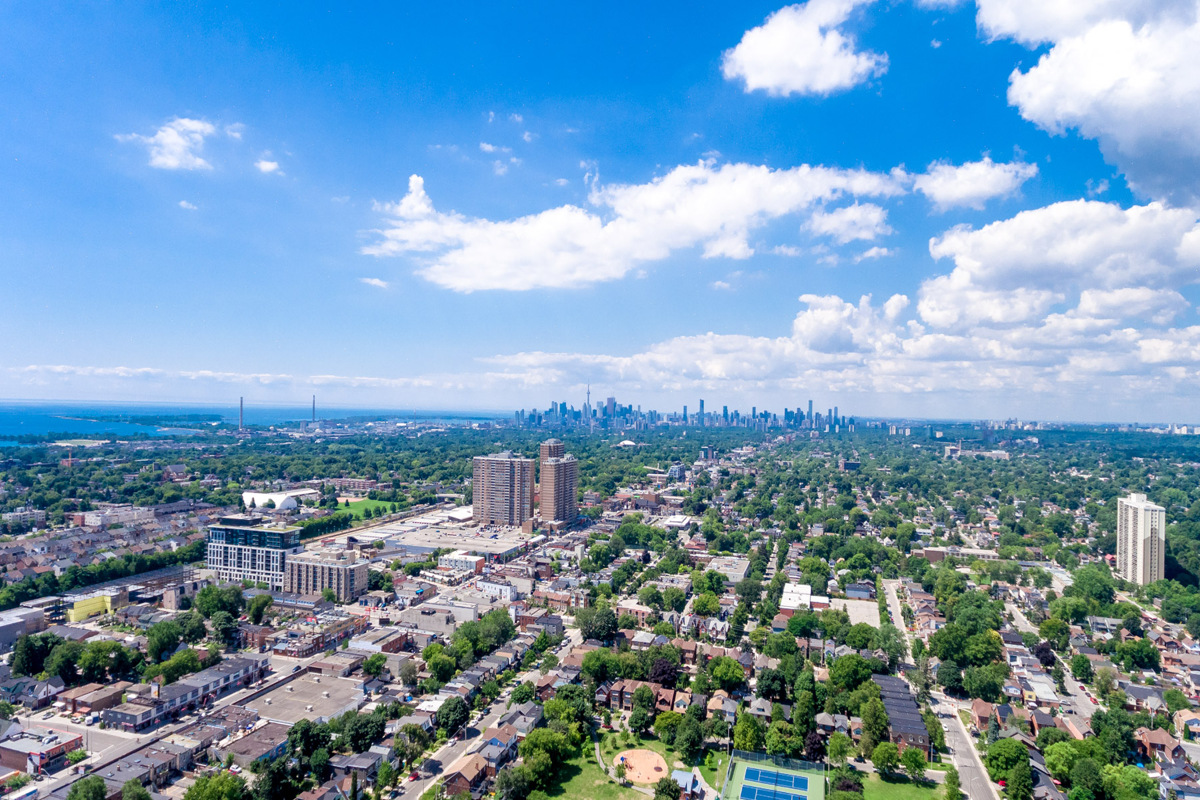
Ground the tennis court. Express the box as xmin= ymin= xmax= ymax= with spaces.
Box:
xmin=745 ymin=768 xmax=809 ymax=791
xmin=740 ymin=785 xmax=804 ymax=800
xmin=724 ymin=757 xmax=824 ymax=800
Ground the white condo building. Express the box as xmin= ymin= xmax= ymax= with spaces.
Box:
xmin=1116 ymin=493 xmax=1166 ymax=586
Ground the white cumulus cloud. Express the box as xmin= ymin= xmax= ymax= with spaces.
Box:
xmin=920 ymin=199 xmax=1200 ymax=328
xmin=359 ymin=277 xmax=389 ymax=289
xmin=914 ymin=156 xmax=1038 ymax=210
xmin=364 ymin=162 xmax=905 ymax=292
xmin=722 ymin=0 xmax=887 ymax=97
xmin=978 ymin=0 xmax=1200 ymax=203
xmin=255 ymin=159 xmax=281 ymax=174
xmin=178 ymin=200 xmax=198 ymax=210
xmin=117 ymin=117 xmax=218 ymax=170
xmin=807 ymin=203 xmax=892 ymax=243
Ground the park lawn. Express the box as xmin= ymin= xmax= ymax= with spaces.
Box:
xmin=862 ymin=774 xmax=941 ymax=800
xmin=547 ymin=751 xmax=645 ymax=800
xmin=344 ymin=498 xmax=398 ymax=518
xmin=697 ymin=751 xmax=729 ymax=792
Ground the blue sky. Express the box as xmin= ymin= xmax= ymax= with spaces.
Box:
xmin=2 ymin=1 xmax=1198 ymax=422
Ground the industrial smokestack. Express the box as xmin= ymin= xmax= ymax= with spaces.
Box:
xmin=239 ymin=397 xmax=243 ymax=430
xmin=312 ymin=395 xmax=316 ymax=423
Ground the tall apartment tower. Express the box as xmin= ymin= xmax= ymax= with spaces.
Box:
xmin=540 ymin=442 xmax=579 ymax=525
xmin=473 ymin=452 xmax=535 ymax=526
xmin=1116 ymin=493 xmax=1166 ymax=586
xmin=539 ymin=438 xmax=565 ymax=462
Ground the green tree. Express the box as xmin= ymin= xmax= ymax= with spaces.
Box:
xmin=693 ymin=593 xmax=720 ymax=617
xmin=986 ymin=739 xmax=1026 ymax=782
xmin=653 ymin=711 xmax=683 ymax=743
xmin=675 ymin=716 xmax=703 ymax=762
xmin=1164 ymin=688 xmax=1190 ymax=714
xmin=252 ymin=755 xmax=295 ymax=800
xmin=377 ymin=762 xmax=395 ymax=790
xmin=45 ymin=641 xmax=85 ymax=683
xmin=68 ymin=777 xmax=108 ymax=800
xmin=495 ymin=765 xmax=532 ymax=800
xmin=860 ymin=698 xmax=890 ymax=755
xmin=210 ymin=611 xmax=238 ymax=647
xmin=123 ymin=780 xmax=152 ymax=800
xmin=901 ymin=746 xmax=926 ymax=782
xmin=440 ymin=696 xmax=469 ymax=734
xmin=287 ymin=719 xmax=325 ymax=759
xmin=147 ymin=620 xmax=182 ymax=663
xmin=248 ymin=595 xmax=274 ymax=625
xmin=1007 ymin=758 xmax=1033 ymax=800
xmin=363 ymin=653 xmax=387 ymax=678
xmin=1043 ymin=742 xmax=1077 ymax=783
xmin=871 ymin=742 xmax=900 ymax=774
xmin=345 ymin=713 xmax=386 ymax=753
xmin=195 ymin=585 xmax=244 ymax=618
xmin=183 ymin=773 xmax=249 ymax=800
xmin=576 ymin=607 xmax=618 ymax=641
xmin=511 ymin=682 xmax=536 ymax=704
xmin=733 ymin=713 xmax=764 ymax=751
xmin=1070 ymin=654 xmax=1093 ymax=683
xmin=177 ymin=610 xmax=209 ymax=643
xmin=630 ymin=706 xmax=652 ymax=735
xmin=943 ymin=766 xmax=961 ymax=800
xmin=827 ymin=732 xmax=852 ymax=767
xmin=654 ymin=777 xmax=681 ymax=800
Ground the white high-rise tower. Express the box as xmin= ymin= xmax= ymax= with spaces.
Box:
xmin=1116 ymin=493 xmax=1166 ymax=586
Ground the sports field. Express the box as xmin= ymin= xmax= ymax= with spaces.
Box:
xmin=724 ymin=758 xmax=825 ymax=800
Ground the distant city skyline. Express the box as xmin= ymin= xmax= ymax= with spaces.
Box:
xmin=2 ymin=4 xmax=1199 ymax=421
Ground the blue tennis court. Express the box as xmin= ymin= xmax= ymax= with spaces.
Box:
xmin=745 ymin=768 xmax=809 ymax=791
xmin=740 ymin=786 xmax=804 ymax=800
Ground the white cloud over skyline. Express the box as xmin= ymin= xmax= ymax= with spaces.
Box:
xmin=364 ymin=162 xmax=906 ymax=291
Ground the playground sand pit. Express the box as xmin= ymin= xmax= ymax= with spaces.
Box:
xmin=615 ymin=749 xmax=670 ymax=784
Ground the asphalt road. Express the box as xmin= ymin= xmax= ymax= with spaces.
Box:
xmin=881 ymin=580 xmax=909 ymax=648
xmin=932 ymin=691 xmax=999 ymax=800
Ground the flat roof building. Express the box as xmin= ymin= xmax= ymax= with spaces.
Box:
xmin=206 ymin=515 xmax=302 ymax=591
xmin=284 ymin=549 xmax=369 ymax=602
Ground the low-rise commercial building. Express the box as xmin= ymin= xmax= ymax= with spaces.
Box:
xmin=0 ymin=726 xmax=83 ymax=775
xmin=438 ymin=550 xmax=486 ymax=574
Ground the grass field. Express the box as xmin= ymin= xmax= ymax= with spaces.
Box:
xmin=861 ymin=774 xmax=940 ymax=800
xmin=725 ymin=759 xmax=825 ymax=800
xmin=698 ymin=751 xmax=730 ymax=792
xmin=546 ymin=750 xmax=646 ymax=800
xmin=343 ymin=498 xmax=399 ymax=518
